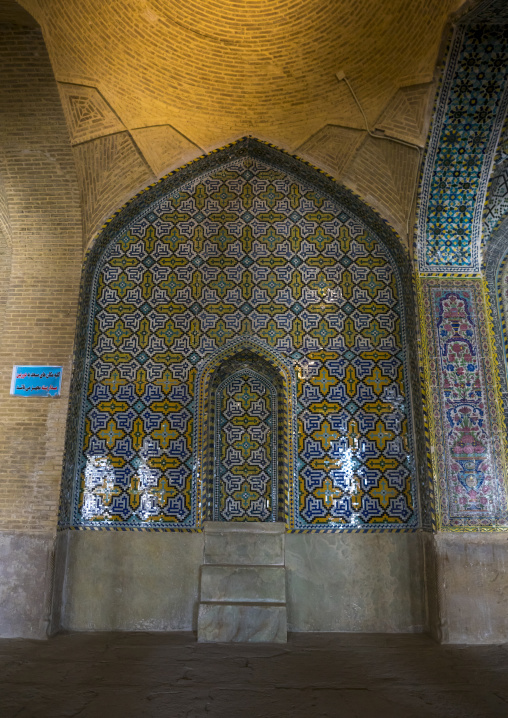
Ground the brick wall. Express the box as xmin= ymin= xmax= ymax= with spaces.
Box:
xmin=0 ymin=167 xmax=12 ymax=336
xmin=16 ymin=0 xmax=462 ymax=249
xmin=0 ymin=24 xmax=81 ymax=533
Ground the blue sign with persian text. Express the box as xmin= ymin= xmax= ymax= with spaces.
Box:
xmin=11 ymin=366 xmax=63 ymax=397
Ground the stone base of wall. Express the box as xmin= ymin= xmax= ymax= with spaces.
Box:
xmin=10 ymin=530 xmax=508 ymax=642
xmin=53 ymin=530 xmax=204 ymax=633
xmin=53 ymin=530 xmax=427 ymax=634
xmin=0 ymin=531 xmax=55 ymax=639
xmin=286 ymin=532 xmax=426 ymax=633
xmin=425 ymin=532 xmax=508 ymax=644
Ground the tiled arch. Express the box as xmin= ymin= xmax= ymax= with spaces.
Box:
xmin=193 ymin=337 xmax=296 ymax=526
xmin=484 ymin=215 xmax=508 ymax=428
xmin=59 ymin=138 xmax=428 ymax=532
xmin=417 ymin=0 xmax=508 ymax=273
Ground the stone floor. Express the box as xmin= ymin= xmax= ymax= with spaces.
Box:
xmin=1 ymin=632 xmax=508 ymax=717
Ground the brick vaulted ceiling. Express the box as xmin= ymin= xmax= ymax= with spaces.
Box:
xmin=15 ymin=0 xmax=466 ymax=244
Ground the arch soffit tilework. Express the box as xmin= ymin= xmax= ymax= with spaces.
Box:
xmin=480 ymin=22 xmax=508 ymax=468
xmin=484 ymin=215 xmax=508 ymax=425
xmin=59 ymin=137 xmax=428 ymax=532
xmin=483 ymin=115 xmax=508 ymax=433
xmin=416 ymin=0 xmax=508 ymax=273
xmin=482 ymin=119 xmax=508 ymax=245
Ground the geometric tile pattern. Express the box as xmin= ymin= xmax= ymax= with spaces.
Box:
xmin=500 ymin=258 xmax=508 ymax=393
xmin=193 ymin=336 xmax=295 ymax=528
xmin=463 ymin=0 xmax=508 ymax=24
xmin=418 ymin=16 xmax=508 ymax=272
xmin=484 ymin=217 xmax=508 ymax=443
xmin=214 ymin=370 xmax=277 ymax=522
xmin=483 ymin=119 xmax=508 ymax=241
xmin=421 ymin=277 xmax=508 ymax=529
xmin=484 ymin=163 xmax=508 ymax=239
xmin=74 ymin=155 xmax=417 ymax=530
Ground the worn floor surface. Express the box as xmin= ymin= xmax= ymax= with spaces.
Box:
xmin=1 ymin=632 xmax=508 ymax=717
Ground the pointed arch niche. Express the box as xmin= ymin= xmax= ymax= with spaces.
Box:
xmin=59 ymin=138 xmax=426 ymax=533
xmin=193 ymin=337 xmax=297 ymax=524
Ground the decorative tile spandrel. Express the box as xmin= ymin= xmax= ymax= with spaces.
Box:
xmin=422 ymin=278 xmax=508 ymax=529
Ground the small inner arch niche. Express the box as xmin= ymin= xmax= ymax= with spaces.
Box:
xmin=193 ymin=338 xmax=296 ymax=526
xmin=209 ymin=351 xmax=286 ymax=522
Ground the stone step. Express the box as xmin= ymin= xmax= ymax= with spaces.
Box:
xmin=197 ymin=603 xmax=287 ymax=643
xmin=200 ymin=565 xmax=286 ymax=603
xmin=203 ymin=521 xmax=285 ymax=566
